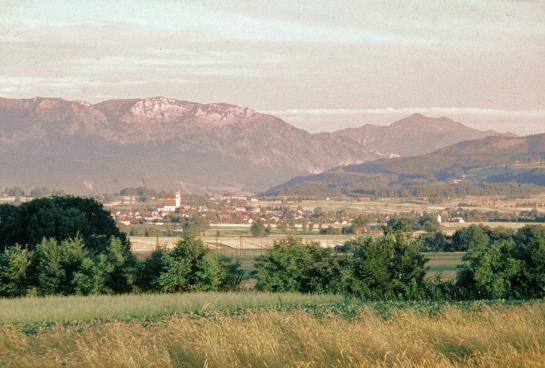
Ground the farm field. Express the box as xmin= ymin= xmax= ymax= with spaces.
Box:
xmin=441 ymin=221 xmax=538 ymax=235
xmin=253 ymin=194 xmax=545 ymax=215
xmin=130 ymin=234 xmax=351 ymax=252
xmin=130 ymin=236 xmax=465 ymax=277
xmin=426 ymin=252 xmax=465 ymax=279
xmin=0 ymin=293 xmax=543 ymax=367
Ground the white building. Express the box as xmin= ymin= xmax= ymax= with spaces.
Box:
xmin=159 ymin=190 xmax=182 ymax=213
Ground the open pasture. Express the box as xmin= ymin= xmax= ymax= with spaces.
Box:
xmin=130 ymin=234 xmax=352 ymax=253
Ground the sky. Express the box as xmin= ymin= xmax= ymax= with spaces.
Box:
xmin=1 ymin=0 xmax=544 ymax=135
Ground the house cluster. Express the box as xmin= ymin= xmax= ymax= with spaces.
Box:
xmin=112 ymin=194 xmax=365 ymax=227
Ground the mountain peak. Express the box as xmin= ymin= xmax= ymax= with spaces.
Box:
xmin=334 ymin=113 xmax=512 ymax=157
xmin=406 ymin=112 xmax=427 ymax=119
xmin=395 ymin=113 xmax=456 ymax=126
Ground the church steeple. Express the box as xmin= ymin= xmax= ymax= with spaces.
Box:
xmin=175 ymin=190 xmax=181 ymax=209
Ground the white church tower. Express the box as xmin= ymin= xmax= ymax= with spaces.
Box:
xmin=175 ymin=190 xmax=181 ymax=209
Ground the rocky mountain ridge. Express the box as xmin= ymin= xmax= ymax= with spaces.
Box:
xmin=0 ymin=96 xmax=512 ymax=194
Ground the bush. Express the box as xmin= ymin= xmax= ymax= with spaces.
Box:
xmin=416 ymin=231 xmax=451 ymax=252
xmin=138 ymin=247 xmax=170 ymax=292
xmin=0 ymin=236 xmax=140 ymax=297
xmin=0 ymin=245 xmax=31 ymax=297
xmin=456 ymin=240 xmax=521 ymax=299
xmin=454 ymin=225 xmax=545 ymax=300
xmin=347 ymin=233 xmax=428 ymax=300
xmin=250 ymin=221 xmax=270 ymax=237
xmin=95 ymin=237 xmax=139 ymax=294
xmin=255 ymin=237 xmax=342 ymax=293
xmin=138 ymin=236 xmax=243 ymax=293
xmin=451 ymin=225 xmax=490 ymax=251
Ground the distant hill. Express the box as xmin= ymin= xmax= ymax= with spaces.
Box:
xmin=334 ymin=113 xmax=513 ymax=157
xmin=266 ymin=134 xmax=545 ymax=198
xmin=0 ymin=97 xmax=379 ymax=194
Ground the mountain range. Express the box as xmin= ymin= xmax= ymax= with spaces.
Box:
xmin=267 ymin=134 xmax=545 ymax=198
xmin=0 ymin=96 xmax=510 ymax=194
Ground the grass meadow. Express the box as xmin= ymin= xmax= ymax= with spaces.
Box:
xmin=0 ymin=294 xmax=544 ymax=367
xmin=0 ymin=292 xmax=344 ymax=325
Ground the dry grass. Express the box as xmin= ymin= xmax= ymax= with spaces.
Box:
xmin=1 ymin=304 xmax=544 ymax=367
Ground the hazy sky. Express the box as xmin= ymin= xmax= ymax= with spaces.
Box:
xmin=1 ymin=0 xmax=544 ymax=134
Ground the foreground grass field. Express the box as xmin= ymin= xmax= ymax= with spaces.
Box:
xmin=0 ymin=293 xmax=544 ymax=367
xmin=1 ymin=300 xmax=544 ymax=367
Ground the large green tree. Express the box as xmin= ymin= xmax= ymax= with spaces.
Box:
xmin=456 ymin=240 xmax=521 ymax=299
xmin=451 ymin=225 xmax=490 ymax=251
xmin=0 ymin=196 xmax=128 ymax=251
xmin=0 ymin=196 xmax=126 ymax=252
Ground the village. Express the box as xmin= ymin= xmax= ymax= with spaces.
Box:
xmin=106 ymin=190 xmax=540 ymax=235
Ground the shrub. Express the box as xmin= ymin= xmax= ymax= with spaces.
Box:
xmin=156 ymin=236 xmax=241 ymax=292
xmin=347 ymin=233 xmax=428 ymax=300
xmin=255 ymin=237 xmax=343 ymax=293
xmin=0 ymin=245 xmax=31 ymax=297
xmin=95 ymin=237 xmax=139 ymax=294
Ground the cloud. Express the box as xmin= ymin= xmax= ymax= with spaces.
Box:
xmin=265 ymin=107 xmax=545 ymax=119
xmin=0 ymin=76 xmax=195 ymax=96
xmin=0 ymin=1 xmax=434 ymax=46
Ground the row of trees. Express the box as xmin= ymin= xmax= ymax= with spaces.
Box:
xmin=0 ymin=196 xmax=243 ymax=297
xmin=2 ymin=186 xmax=65 ymax=198
xmin=0 ymin=235 xmax=243 ymax=297
xmin=255 ymin=227 xmax=545 ymax=300
xmin=1 ymin=227 xmax=544 ymax=300
xmin=255 ymin=235 xmax=429 ymax=300
xmin=417 ymin=224 xmax=522 ymax=252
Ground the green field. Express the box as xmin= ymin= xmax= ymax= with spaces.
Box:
xmin=0 ymin=292 xmax=344 ymax=325
xmin=425 ymin=252 xmax=465 ymax=279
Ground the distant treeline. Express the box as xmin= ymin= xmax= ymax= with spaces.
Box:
xmin=274 ymin=181 xmax=544 ymax=200
xmin=2 ymin=186 xmax=65 ymax=198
